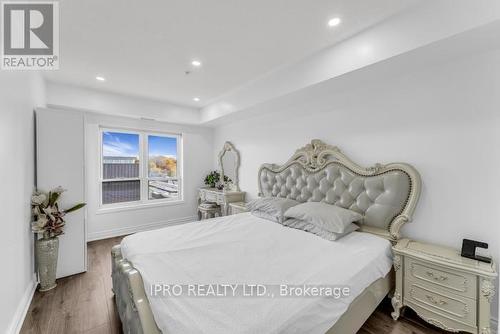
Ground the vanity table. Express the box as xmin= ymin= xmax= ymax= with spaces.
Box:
xmin=198 ymin=188 xmax=245 ymax=216
xmin=198 ymin=141 xmax=245 ymax=219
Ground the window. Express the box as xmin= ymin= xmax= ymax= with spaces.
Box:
xmin=100 ymin=129 xmax=182 ymax=207
xmin=147 ymin=135 xmax=179 ymax=200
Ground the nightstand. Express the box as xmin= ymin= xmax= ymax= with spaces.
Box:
xmin=392 ymin=239 xmax=497 ymax=334
xmin=228 ymin=202 xmax=248 ymax=215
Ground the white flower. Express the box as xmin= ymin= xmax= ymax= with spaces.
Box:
xmin=51 ymin=186 xmax=66 ymax=194
xmin=42 ymin=207 xmax=56 ymax=221
xmin=38 ymin=214 xmax=48 ymax=225
xmin=31 ymin=193 xmax=47 ymax=205
xmin=43 ymin=206 xmax=54 ymax=214
xmin=32 ymin=206 xmax=41 ymax=216
xmin=31 ymin=220 xmax=46 ymax=233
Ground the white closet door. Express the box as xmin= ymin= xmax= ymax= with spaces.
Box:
xmin=36 ymin=108 xmax=86 ymax=278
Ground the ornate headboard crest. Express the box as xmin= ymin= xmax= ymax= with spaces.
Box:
xmin=258 ymin=140 xmax=421 ymax=241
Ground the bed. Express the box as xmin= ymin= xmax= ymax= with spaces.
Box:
xmin=111 ymin=139 xmax=421 ymax=334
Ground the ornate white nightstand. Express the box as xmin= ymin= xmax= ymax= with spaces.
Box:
xmin=228 ymin=202 xmax=248 ymax=215
xmin=392 ymin=239 xmax=497 ymax=334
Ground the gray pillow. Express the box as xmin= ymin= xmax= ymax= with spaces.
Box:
xmin=283 ymin=219 xmax=359 ymax=241
xmin=247 ymin=197 xmax=300 ymax=223
xmin=284 ymin=202 xmax=363 ymax=233
xmin=251 ymin=210 xmax=282 ymax=223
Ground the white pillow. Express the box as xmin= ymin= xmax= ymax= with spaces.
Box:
xmin=283 ymin=219 xmax=359 ymax=241
xmin=247 ymin=197 xmax=299 ymax=223
xmin=284 ymin=202 xmax=363 ymax=233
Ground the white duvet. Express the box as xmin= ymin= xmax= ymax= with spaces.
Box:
xmin=121 ymin=213 xmax=392 ymax=334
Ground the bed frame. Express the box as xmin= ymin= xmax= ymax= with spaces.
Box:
xmin=111 ymin=139 xmax=422 ymax=334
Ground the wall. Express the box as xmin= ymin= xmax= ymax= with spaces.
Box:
xmin=45 ymin=84 xmax=214 ymax=239
xmin=202 ymin=1 xmax=500 ymax=123
xmin=85 ymin=112 xmax=213 ymax=240
xmin=213 ymin=47 xmax=500 ymax=321
xmin=0 ymin=72 xmax=45 ymax=333
xmin=46 ymin=82 xmax=201 ymax=124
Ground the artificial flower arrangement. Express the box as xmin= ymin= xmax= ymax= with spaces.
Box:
xmin=31 ymin=186 xmax=86 ymax=239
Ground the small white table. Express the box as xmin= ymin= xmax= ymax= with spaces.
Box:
xmin=392 ymin=239 xmax=497 ymax=334
xmin=198 ymin=187 xmax=245 ymax=216
xmin=229 ymin=202 xmax=248 ymax=215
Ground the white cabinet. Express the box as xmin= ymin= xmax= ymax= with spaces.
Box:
xmin=36 ymin=108 xmax=87 ymax=278
xmin=392 ymin=239 xmax=497 ymax=334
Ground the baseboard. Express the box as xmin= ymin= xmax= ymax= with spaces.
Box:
xmin=87 ymin=215 xmax=197 ymax=241
xmin=7 ymin=274 xmax=37 ymax=334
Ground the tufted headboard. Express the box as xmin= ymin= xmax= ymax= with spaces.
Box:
xmin=257 ymin=140 xmax=421 ymax=241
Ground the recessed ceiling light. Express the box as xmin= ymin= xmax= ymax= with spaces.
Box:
xmin=328 ymin=17 xmax=341 ymax=27
xmin=96 ymin=76 xmax=106 ymax=81
xmin=191 ymin=60 xmax=202 ymax=67
xmin=193 ymin=97 xmax=200 ymax=102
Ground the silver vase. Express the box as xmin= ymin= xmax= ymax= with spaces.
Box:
xmin=36 ymin=237 xmax=59 ymax=291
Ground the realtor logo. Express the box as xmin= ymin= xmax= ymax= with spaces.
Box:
xmin=1 ymin=1 xmax=59 ymax=70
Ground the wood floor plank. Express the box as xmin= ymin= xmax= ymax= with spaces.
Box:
xmin=106 ymin=295 xmax=122 ymax=334
xmin=21 ymin=236 xmax=453 ymax=334
xmin=356 ymin=328 xmax=373 ymax=334
xmin=84 ymin=323 xmax=112 ymax=334
xmin=71 ymin=278 xmax=109 ymax=332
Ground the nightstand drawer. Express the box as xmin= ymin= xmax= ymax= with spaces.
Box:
xmin=393 ymin=239 xmax=496 ymax=334
xmin=405 ymin=301 xmax=476 ymax=333
xmin=406 ymin=258 xmax=476 ymax=299
xmin=405 ymin=282 xmax=476 ymax=327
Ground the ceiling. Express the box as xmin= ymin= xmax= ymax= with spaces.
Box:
xmin=44 ymin=0 xmax=418 ymax=107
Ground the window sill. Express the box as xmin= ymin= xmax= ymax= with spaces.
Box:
xmin=96 ymin=199 xmax=185 ymax=215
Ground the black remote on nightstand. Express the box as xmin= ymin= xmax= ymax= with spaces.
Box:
xmin=461 ymin=239 xmax=491 ymax=263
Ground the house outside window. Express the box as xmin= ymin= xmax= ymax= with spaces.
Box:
xmin=100 ymin=128 xmax=182 ymax=207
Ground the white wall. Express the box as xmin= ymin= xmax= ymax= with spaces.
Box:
xmin=0 ymin=72 xmax=45 ymax=333
xmin=85 ymin=112 xmax=213 ymax=240
xmin=213 ymin=47 xmax=500 ymax=321
xmin=46 ymin=82 xmax=201 ymax=125
xmin=45 ymin=84 xmax=214 ymax=239
xmin=202 ymin=1 xmax=500 ymax=123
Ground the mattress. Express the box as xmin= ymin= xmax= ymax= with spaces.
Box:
xmin=121 ymin=213 xmax=393 ymax=334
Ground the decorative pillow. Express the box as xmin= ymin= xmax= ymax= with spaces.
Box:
xmin=247 ymin=197 xmax=300 ymax=223
xmin=284 ymin=202 xmax=363 ymax=233
xmin=283 ymin=219 xmax=359 ymax=241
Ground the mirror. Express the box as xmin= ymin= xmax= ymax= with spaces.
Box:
xmin=218 ymin=141 xmax=240 ymax=191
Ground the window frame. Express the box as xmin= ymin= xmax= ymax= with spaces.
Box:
xmin=98 ymin=127 xmax=183 ymax=212
xmin=144 ymin=131 xmax=183 ymax=202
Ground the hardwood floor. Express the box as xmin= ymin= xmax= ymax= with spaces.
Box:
xmin=21 ymin=237 xmax=449 ymax=334
xmin=21 ymin=237 xmax=123 ymax=334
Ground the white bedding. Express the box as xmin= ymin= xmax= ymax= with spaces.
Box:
xmin=121 ymin=213 xmax=393 ymax=334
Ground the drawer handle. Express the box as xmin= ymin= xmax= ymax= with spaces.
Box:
xmin=426 ymin=271 xmax=448 ymax=281
xmin=426 ymin=295 xmax=447 ymax=306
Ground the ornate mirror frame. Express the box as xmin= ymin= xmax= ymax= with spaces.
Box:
xmin=218 ymin=141 xmax=241 ymax=192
